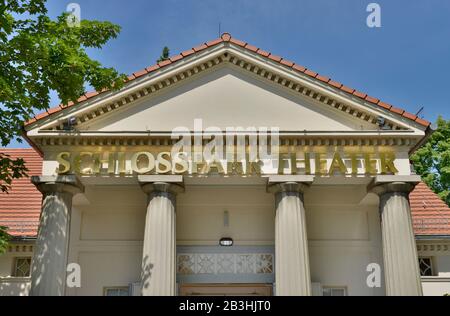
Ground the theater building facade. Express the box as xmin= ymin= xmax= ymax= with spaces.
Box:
xmin=1 ymin=34 xmax=450 ymax=296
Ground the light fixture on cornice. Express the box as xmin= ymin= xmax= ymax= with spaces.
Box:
xmin=63 ymin=116 xmax=77 ymax=131
xmin=377 ymin=116 xmax=391 ymax=130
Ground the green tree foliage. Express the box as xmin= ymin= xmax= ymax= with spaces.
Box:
xmin=411 ymin=116 xmax=450 ymax=206
xmin=0 ymin=153 xmax=27 ymax=192
xmin=1 ymin=0 xmax=126 ymax=249
xmin=0 ymin=0 xmax=126 ymax=192
xmin=0 ymin=226 xmax=10 ymax=254
xmin=157 ymin=46 xmax=170 ymax=63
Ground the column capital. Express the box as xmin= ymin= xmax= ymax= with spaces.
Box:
xmin=138 ymin=175 xmax=185 ymax=195
xmin=267 ymin=175 xmax=314 ymax=194
xmin=31 ymin=175 xmax=84 ymax=195
xmin=368 ymin=175 xmax=421 ymax=196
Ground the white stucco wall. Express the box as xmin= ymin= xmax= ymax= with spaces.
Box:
xmin=66 ymin=186 xmax=145 ymax=296
xmin=421 ymin=277 xmax=450 ymax=296
xmin=0 ymin=256 xmax=13 ymax=277
xmin=62 ymin=181 xmax=386 ymax=296
xmin=422 ymin=257 xmax=450 ymax=296
xmin=306 ymin=185 xmax=385 ymax=296
xmin=177 ymin=185 xmax=275 ymax=245
xmin=85 ymin=67 xmax=377 ymax=132
xmin=435 ymin=255 xmax=450 ymax=277
xmin=0 ymin=278 xmax=30 ymax=296
xmin=0 ymin=246 xmax=33 ymax=296
xmin=418 ymin=246 xmax=450 ymax=296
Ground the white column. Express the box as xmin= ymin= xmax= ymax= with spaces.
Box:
xmin=268 ymin=176 xmax=313 ymax=296
xmin=30 ymin=175 xmax=84 ymax=296
xmin=139 ymin=176 xmax=184 ymax=296
xmin=369 ymin=176 xmax=423 ymax=296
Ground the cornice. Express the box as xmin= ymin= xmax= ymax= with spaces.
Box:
xmin=417 ymin=240 xmax=450 ymax=253
xmin=31 ymin=134 xmax=418 ymax=148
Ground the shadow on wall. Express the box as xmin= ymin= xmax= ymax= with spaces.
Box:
xmin=0 ymin=279 xmax=31 ymax=296
xmin=141 ymin=255 xmax=154 ymax=292
xmin=31 ymin=193 xmax=71 ymax=295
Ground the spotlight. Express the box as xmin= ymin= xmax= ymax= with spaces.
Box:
xmin=63 ymin=117 xmax=77 ymax=131
xmin=68 ymin=116 xmax=77 ymax=126
xmin=376 ymin=117 xmax=392 ymax=130
xmin=376 ymin=116 xmax=386 ymax=128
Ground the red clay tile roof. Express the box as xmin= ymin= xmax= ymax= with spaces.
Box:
xmin=24 ymin=33 xmax=431 ymax=128
xmin=0 ymin=149 xmax=42 ymax=238
xmin=411 ymin=182 xmax=450 ymax=236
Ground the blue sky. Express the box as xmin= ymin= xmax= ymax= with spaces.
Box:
xmin=8 ymin=0 xmax=450 ymax=147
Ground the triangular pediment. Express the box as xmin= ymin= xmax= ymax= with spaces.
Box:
xmin=25 ymin=40 xmax=428 ymax=141
xmin=82 ymin=66 xmax=377 ymax=132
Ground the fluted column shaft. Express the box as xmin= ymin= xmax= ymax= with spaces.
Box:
xmin=30 ymin=175 xmax=84 ymax=296
xmin=269 ymin=182 xmax=312 ymax=296
xmin=139 ymin=178 xmax=184 ymax=296
xmin=371 ymin=181 xmax=423 ymax=296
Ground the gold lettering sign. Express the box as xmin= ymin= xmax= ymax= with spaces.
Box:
xmin=56 ymin=146 xmax=399 ymax=176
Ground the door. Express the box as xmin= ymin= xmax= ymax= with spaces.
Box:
xmin=179 ymin=284 xmax=273 ymax=296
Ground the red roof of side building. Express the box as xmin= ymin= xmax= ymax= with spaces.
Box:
xmin=1 ymin=148 xmax=448 ymax=238
xmin=410 ymin=182 xmax=450 ymax=236
xmin=0 ymin=148 xmax=42 ymax=238
xmin=24 ymin=33 xmax=431 ymax=128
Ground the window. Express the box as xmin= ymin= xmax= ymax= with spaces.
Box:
xmin=104 ymin=287 xmax=130 ymax=296
xmin=419 ymin=257 xmax=434 ymax=276
xmin=12 ymin=257 xmax=31 ymax=277
xmin=322 ymin=287 xmax=347 ymax=296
